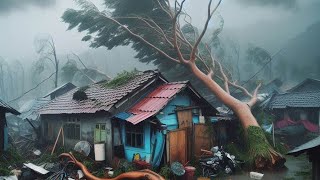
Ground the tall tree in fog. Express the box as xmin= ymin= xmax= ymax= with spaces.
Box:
xmin=34 ymin=35 xmax=59 ymax=88
xmin=246 ymin=45 xmax=272 ymax=80
xmin=0 ymin=57 xmax=15 ymax=101
xmin=11 ymin=60 xmax=25 ymax=97
xmin=62 ymin=0 xmax=285 ymax=168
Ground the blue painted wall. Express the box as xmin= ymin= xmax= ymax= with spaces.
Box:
xmin=121 ymin=122 xmax=152 ymax=162
xmin=121 ymin=93 xmax=201 ymax=167
xmin=156 ymin=94 xmax=199 ymax=128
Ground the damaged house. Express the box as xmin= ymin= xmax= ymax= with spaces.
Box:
xmin=0 ymin=99 xmax=20 ymax=152
xmin=7 ymin=83 xmax=76 ymax=139
xmin=39 ymin=70 xmax=218 ymax=167
xmin=267 ymin=78 xmax=320 ymax=147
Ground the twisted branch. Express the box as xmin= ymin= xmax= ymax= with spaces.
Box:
xmin=59 ymin=153 xmax=165 ymax=180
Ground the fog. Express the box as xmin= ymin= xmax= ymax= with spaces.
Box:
xmin=0 ymin=0 xmax=319 ymax=107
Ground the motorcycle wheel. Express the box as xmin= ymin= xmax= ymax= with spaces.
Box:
xmin=225 ymin=160 xmax=236 ymax=175
xmin=202 ymin=168 xmax=218 ymax=177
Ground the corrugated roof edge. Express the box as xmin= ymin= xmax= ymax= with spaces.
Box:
xmin=287 ymin=136 xmax=320 ymax=156
xmin=0 ymin=99 xmax=20 ymax=115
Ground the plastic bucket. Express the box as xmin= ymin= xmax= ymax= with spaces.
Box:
xmin=94 ymin=143 xmax=105 ymax=161
xmin=183 ymin=166 xmax=196 ymax=180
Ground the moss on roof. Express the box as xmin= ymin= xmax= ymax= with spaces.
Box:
xmin=102 ymin=69 xmax=139 ymax=89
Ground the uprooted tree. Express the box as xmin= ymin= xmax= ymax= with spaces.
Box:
xmin=62 ymin=0 xmax=285 ymax=169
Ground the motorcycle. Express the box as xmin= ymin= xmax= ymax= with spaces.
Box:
xmin=199 ymin=146 xmax=237 ymax=177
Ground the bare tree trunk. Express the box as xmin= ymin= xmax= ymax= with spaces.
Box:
xmin=52 ymin=38 xmax=59 ymax=88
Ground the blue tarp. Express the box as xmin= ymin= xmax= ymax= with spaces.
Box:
xmin=262 ymin=124 xmax=273 ymax=133
xmin=4 ymin=127 xmax=8 ymax=151
xmin=113 ymin=112 xmax=132 ymax=120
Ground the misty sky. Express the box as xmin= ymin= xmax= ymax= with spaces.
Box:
xmin=0 ymin=0 xmax=319 ymax=61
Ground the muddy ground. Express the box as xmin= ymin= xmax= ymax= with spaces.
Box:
xmin=198 ymin=155 xmax=311 ymax=180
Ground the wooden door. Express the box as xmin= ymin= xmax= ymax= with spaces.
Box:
xmin=167 ymin=128 xmax=187 ymax=164
xmin=194 ymin=124 xmax=213 ymax=158
xmin=177 ymin=109 xmax=193 ymax=128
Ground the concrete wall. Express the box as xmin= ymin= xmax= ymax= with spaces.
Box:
xmin=41 ymin=112 xmax=113 ymax=163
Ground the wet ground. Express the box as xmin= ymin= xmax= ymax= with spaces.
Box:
xmin=198 ymin=155 xmax=311 ymax=180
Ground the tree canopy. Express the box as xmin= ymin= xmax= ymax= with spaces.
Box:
xmin=62 ymin=0 xmax=223 ymax=83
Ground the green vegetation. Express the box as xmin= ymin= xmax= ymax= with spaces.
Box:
xmin=247 ymin=126 xmax=271 ymax=166
xmin=159 ymin=165 xmax=173 ymax=180
xmin=112 ymin=159 xmax=138 ymax=177
xmin=0 ymin=148 xmax=26 ymax=176
xmin=103 ymin=69 xmax=139 ymax=88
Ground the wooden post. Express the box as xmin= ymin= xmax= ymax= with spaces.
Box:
xmin=272 ymin=122 xmax=275 ymax=147
xmin=51 ymin=126 xmax=63 ymax=155
xmin=61 ymin=126 xmax=65 ymax=147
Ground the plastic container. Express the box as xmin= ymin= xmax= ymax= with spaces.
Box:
xmin=183 ymin=166 xmax=196 ymax=180
xmin=250 ymin=172 xmax=264 ymax=180
xmin=94 ymin=143 xmax=105 ymax=161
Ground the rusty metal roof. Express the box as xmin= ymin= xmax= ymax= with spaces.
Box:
xmin=126 ymin=82 xmax=188 ymax=124
xmin=40 ymin=70 xmax=161 ymax=115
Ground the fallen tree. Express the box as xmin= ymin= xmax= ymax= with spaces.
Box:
xmin=59 ymin=152 xmax=165 ymax=180
xmin=62 ymin=0 xmax=285 ymax=169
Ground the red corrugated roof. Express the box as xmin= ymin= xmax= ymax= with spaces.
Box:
xmin=126 ymin=82 xmax=188 ymax=124
xmin=40 ymin=71 xmax=160 ymax=114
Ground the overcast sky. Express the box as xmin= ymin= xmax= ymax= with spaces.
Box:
xmin=0 ymin=0 xmax=319 ymax=61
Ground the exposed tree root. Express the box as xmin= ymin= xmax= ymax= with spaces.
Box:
xmin=59 ymin=152 xmax=165 ymax=180
xmin=247 ymin=126 xmax=286 ymax=169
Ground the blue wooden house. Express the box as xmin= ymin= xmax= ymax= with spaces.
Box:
xmin=113 ymin=81 xmax=218 ymax=167
xmin=0 ymin=99 xmax=20 ymax=152
xmin=40 ymin=70 xmax=219 ymax=167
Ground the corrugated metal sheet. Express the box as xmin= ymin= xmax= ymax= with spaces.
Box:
xmin=43 ymin=82 xmax=76 ymax=98
xmin=287 ymin=136 xmax=320 ymax=155
xmin=0 ymin=99 xmax=20 ymax=115
xmin=126 ymin=82 xmax=187 ymax=124
xmin=40 ymin=71 xmax=159 ymax=114
xmin=19 ymin=98 xmax=50 ymax=120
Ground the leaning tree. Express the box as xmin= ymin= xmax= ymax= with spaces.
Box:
xmin=34 ymin=35 xmax=60 ymax=88
xmin=62 ymin=0 xmax=285 ymax=168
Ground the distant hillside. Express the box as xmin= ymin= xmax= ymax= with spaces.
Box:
xmin=273 ymin=21 xmax=320 ymax=83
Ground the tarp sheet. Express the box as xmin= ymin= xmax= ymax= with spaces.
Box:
xmin=275 ymin=118 xmax=319 ymax=133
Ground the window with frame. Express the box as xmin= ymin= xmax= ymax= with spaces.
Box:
xmin=94 ymin=124 xmax=106 ymax=143
xmin=65 ymin=118 xmax=80 ymax=140
xmin=125 ymin=122 xmax=144 ymax=148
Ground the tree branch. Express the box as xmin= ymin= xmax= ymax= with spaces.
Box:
xmin=216 ymin=60 xmax=230 ymax=94
xmin=115 ymin=16 xmax=174 ymax=47
xmin=247 ymin=83 xmax=262 ymax=108
xmin=190 ymin=0 xmax=221 ymax=62
xmin=101 ymin=13 xmax=180 ymax=64
xmin=173 ymin=0 xmax=188 ymax=64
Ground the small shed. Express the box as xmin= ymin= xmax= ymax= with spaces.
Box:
xmin=0 ymin=99 xmax=20 ymax=152
xmin=114 ymin=81 xmax=218 ymax=167
xmin=287 ymin=136 xmax=320 ymax=180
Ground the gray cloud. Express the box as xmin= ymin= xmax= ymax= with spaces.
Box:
xmin=0 ymin=0 xmax=56 ymax=14
xmin=236 ymin=0 xmax=297 ymax=9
